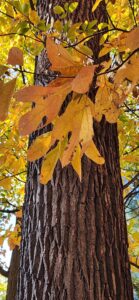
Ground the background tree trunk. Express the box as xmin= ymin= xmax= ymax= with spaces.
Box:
xmin=6 ymin=246 xmax=20 ymax=300
xmin=16 ymin=0 xmax=133 ymax=299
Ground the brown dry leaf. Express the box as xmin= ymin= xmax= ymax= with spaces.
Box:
xmin=7 ymin=47 xmax=23 ymax=66
xmin=72 ymin=65 xmax=96 ymax=93
xmin=0 ymin=78 xmax=16 ymax=121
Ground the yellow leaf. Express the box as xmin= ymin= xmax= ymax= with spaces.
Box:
xmin=0 ymin=236 xmax=4 ymax=246
xmin=0 ymin=78 xmax=16 ymax=121
xmin=40 ymin=143 xmax=60 ymax=184
xmin=92 ymin=0 xmax=102 ymax=12
xmin=27 ymin=132 xmax=52 ymax=161
xmin=29 ymin=9 xmax=40 ymax=25
xmin=0 ymin=177 xmax=12 ymax=190
xmin=85 ymin=141 xmax=105 ymax=164
xmin=7 ymin=47 xmax=23 ymax=66
xmin=105 ymin=104 xmax=120 ymax=123
xmin=71 ymin=144 xmax=82 ymax=180
xmin=16 ymin=210 xmax=22 ymax=218
xmin=61 ymin=130 xmax=80 ymax=167
xmin=79 ymin=96 xmax=94 ymax=143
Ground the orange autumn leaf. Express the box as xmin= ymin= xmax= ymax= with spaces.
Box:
xmin=71 ymin=65 xmax=96 ymax=93
xmin=7 ymin=47 xmax=23 ymax=66
xmin=14 ymin=78 xmax=72 ymax=103
xmin=18 ymin=84 xmax=72 ymax=136
xmin=47 ymin=37 xmax=82 ymax=75
xmin=0 ymin=78 xmax=16 ymax=121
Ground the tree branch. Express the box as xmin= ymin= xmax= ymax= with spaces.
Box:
xmin=0 ymin=10 xmax=14 ymax=19
xmin=0 ymin=32 xmax=43 ymax=43
xmin=130 ymin=261 xmax=139 ymax=269
xmin=65 ymin=27 xmax=129 ymax=49
xmin=29 ymin=0 xmax=35 ymax=10
xmin=98 ymin=47 xmax=139 ymax=76
xmin=123 ymin=173 xmax=139 ymax=189
xmin=0 ymin=265 xmax=9 ymax=278
xmin=0 ymin=208 xmax=20 ymax=214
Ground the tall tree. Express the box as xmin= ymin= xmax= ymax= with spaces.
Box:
xmin=16 ymin=0 xmax=134 ymax=299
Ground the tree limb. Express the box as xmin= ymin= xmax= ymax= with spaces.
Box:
xmin=0 ymin=265 xmax=9 ymax=278
xmin=123 ymin=173 xmax=139 ymax=190
xmin=130 ymin=261 xmax=139 ymax=269
xmin=0 ymin=208 xmax=20 ymax=214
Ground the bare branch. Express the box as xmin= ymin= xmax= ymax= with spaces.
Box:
xmin=0 ymin=208 xmax=20 ymax=214
xmin=0 ymin=265 xmax=9 ymax=278
xmin=130 ymin=261 xmax=139 ymax=269
xmin=123 ymin=173 xmax=139 ymax=190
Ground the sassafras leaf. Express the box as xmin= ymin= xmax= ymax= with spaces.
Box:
xmin=72 ymin=65 xmax=96 ymax=94
xmin=27 ymin=132 xmax=52 ymax=161
xmin=71 ymin=144 xmax=82 ymax=180
xmin=92 ymin=0 xmax=102 ymax=12
xmin=7 ymin=47 xmax=23 ymax=66
xmin=0 ymin=78 xmax=16 ymax=121
xmin=85 ymin=141 xmax=105 ymax=165
xmin=40 ymin=143 xmax=60 ymax=184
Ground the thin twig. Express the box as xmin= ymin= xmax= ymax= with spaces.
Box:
xmin=0 ymin=10 xmax=14 ymax=19
xmin=0 ymin=208 xmax=20 ymax=214
xmin=130 ymin=261 xmax=139 ymax=269
xmin=0 ymin=32 xmax=44 ymax=43
xmin=123 ymin=173 xmax=139 ymax=189
xmin=98 ymin=47 xmax=139 ymax=76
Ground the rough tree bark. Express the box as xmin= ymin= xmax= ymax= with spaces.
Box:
xmin=16 ymin=0 xmax=133 ymax=299
xmin=6 ymin=246 xmax=20 ymax=300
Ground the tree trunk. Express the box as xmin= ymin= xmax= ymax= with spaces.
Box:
xmin=16 ymin=0 xmax=133 ymax=299
xmin=6 ymin=246 xmax=20 ymax=300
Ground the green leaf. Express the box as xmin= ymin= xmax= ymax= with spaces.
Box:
xmin=53 ymin=5 xmax=65 ymax=15
xmin=68 ymin=2 xmax=78 ymax=13
xmin=98 ymin=22 xmax=108 ymax=30
xmin=54 ymin=20 xmax=63 ymax=32
xmin=87 ymin=20 xmax=98 ymax=29
xmin=92 ymin=0 xmax=103 ymax=12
